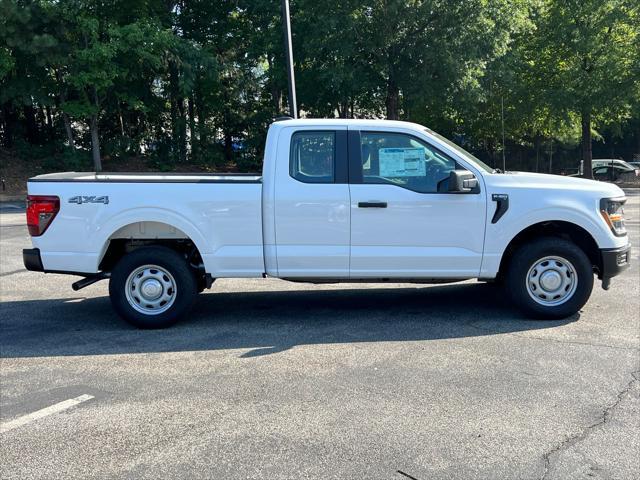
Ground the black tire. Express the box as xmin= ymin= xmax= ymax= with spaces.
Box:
xmin=109 ymin=246 xmax=197 ymax=328
xmin=505 ymin=237 xmax=594 ymax=319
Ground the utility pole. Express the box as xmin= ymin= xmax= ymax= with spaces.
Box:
xmin=501 ymin=96 xmax=506 ymax=172
xmin=281 ymin=0 xmax=297 ymax=118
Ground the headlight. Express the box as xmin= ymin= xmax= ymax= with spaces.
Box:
xmin=600 ymin=197 xmax=627 ymax=236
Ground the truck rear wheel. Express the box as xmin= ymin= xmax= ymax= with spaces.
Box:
xmin=109 ymin=246 xmax=197 ymax=328
xmin=505 ymin=237 xmax=594 ymax=319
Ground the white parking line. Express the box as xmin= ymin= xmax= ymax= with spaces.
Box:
xmin=0 ymin=394 xmax=94 ymax=434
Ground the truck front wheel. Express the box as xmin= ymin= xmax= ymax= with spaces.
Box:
xmin=505 ymin=237 xmax=594 ymax=319
xmin=109 ymin=246 xmax=197 ymax=328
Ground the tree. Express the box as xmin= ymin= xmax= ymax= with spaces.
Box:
xmin=0 ymin=0 xmax=58 ymax=147
xmin=534 ymin=0 xmax=640 ymax=178
xmin=361 ymin=1 xmax=526 ymax=123
xmin=1 ymin=0 xmax=638 ymax=175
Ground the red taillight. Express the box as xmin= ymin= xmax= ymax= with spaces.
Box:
xmin=26 ymin=195 xmax=60 ymax=236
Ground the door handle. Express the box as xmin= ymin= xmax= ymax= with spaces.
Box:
xmin=358 ymin=201 xmax=387 ymax=208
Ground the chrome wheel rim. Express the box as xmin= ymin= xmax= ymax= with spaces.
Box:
xmin=526 ymin=256 xmax=578 ymax=306
xmin=125 ymin=265 xmax=177 ymax=315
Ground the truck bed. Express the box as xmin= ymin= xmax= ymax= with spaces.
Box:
xmin=27 ymin=173 xmax=265 ymax=277
xmin=29 ymin=172 xmax=262 ymax=183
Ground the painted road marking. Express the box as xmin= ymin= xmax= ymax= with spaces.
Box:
xmin=0 ymin=394 xmax=94 ymax=434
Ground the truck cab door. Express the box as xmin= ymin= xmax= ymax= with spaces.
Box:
xmin=348 ymin=128 xmax=486 ymax=278
xmin=272 ymin=126 xmax=350 ymax=278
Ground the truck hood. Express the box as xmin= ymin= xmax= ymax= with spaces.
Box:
xmin=485 ymin=171 xmax=626 ymax=198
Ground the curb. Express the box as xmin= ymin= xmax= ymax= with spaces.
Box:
xmin=0 ymin=195 xmax=26 ymax=204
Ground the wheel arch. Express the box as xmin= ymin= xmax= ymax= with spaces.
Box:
xmin=97 ymin=218 xmax=207 ymax=273
xmin=497 ymin=220 xmax=602 ymax=280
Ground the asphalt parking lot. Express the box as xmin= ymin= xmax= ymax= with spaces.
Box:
xmin=1 ymin=191 xmax=639 ymax=480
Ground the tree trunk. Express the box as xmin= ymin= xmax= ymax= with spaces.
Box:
xmin=62 ymin=112 xmax=75 ymax=148
xmin=117 ymin=102 xmax=125 ymax=138
xmin=37 ymin=106 xmax=47 ymax=137
xmin=45 ymin=106 xmax=54 ymax=140
xmin=169 ymin=61 xmax=183 ymax=162
xmin=1 ymin=103 xmax=15 ymax=147
xmin=581 ymin=109 xmax=593 ymax=179
xmin=385 ymin=79 xmax=399 ymax=120
xmin=23 ymin=104 xmax=38 ymax=144
xmin=177 ymin=97 xmax=187 ymax=162
xmin=90 ymin=114 xmax=102 ymax=171
xmin=223 ymin=129 xmax=233 ymax=163
xmin=56 ymin=71 xmax=75 ymax=148
xmin=194 ymin=89 xmax=207 ymax=152
xmin=267 ymin=56 xmax=283 ymax=113
xmin=90 ymin=87 xmax=102 ymax=171
xmin=486 ymin=138 xmax=496 ymax=169
xmin=188 ymin=96 xmax=197 ymax=160
xmin=338 ymin=101 xmax=348 ymax=119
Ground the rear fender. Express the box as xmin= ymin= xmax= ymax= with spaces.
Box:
xmin=95 ymin=208 xmax=210 ymax=268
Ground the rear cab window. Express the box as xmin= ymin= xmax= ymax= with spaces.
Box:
xmin=290 ymin=131 xmax=335 ymax=183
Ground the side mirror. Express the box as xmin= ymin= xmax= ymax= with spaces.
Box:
xmin=448 ymin=170 xmax=478 ymax=193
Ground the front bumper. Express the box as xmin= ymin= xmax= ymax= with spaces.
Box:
xmin=600 ymin=243 xmax=631 ymax=280
xmin=23 ymin=248 xmax=44 ymax=272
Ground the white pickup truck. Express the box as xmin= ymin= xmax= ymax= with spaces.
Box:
xmin=23 ymin=119 xmax=631 ymax=328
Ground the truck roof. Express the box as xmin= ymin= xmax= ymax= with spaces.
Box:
xmin=272 ymin=118 xmax=426 ymax=130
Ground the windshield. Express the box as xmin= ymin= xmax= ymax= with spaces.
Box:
xmin=593 ymin=159 xmax=636 ymax=170
xmin=424 ymin=128 xmax=493 ymax=173
xmin=617 ymin=160 xmax=635 ymax=170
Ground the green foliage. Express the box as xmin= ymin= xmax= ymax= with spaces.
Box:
xmin=538 ymin=0 xmax=639 ymax=114
xmin=56 ymin=146 xmax=91 ymax=170
xmin=0 ymin=46 xmax=14 ymax=79
xmin=0 ymin=0 xmax=638 ymax=173
xmin=11 ymin=138 xmax=90 ymax=170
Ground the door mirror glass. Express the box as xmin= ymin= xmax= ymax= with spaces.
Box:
xmin=448 ymin=170 xmax=478 ymax=193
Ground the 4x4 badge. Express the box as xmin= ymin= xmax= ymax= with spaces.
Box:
xmin=68 ymin=195 xmax=109 ymax=205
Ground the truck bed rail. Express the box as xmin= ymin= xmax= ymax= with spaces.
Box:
xmin=28 ymin=172 xmax=262 ymax=184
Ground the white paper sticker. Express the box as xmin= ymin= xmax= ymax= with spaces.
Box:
xmin=379 ymin=148 xmax=425 ymax=177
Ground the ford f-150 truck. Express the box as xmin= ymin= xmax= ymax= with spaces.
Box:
xmin=23 ymin=119 xmax=631 ymax=328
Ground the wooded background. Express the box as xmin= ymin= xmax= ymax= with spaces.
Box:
xmin=1 ymin=0 xmax=639 ymax=177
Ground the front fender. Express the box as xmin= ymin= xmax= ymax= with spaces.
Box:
xmin=481 ymin=200 xmax=623 ymax=278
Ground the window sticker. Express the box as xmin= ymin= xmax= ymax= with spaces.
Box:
xmin=378 ymin=148 xmax=426 ymax=177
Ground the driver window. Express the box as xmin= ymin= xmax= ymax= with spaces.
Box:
xmin=360 ymin=132 xmax=457 ymax=193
